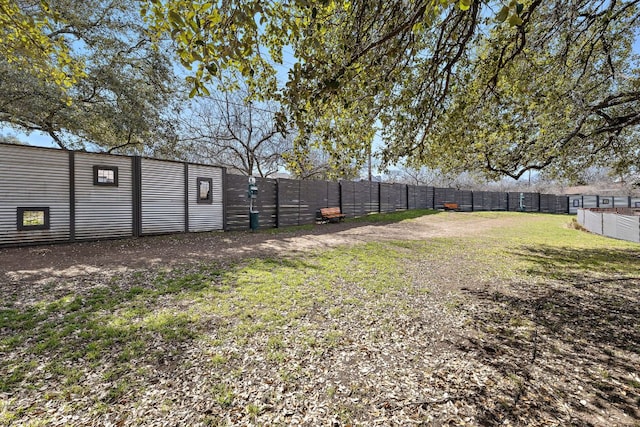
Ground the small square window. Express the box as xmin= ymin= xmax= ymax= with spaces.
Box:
xmin=17 ymin=207 xmax=50 ymax=231
xmin=573 ymin=199 xmax=581 ymax=207
xmin=93 ymin=165 xmax=118 ymax=186
xmin=197 ymin=177 xmax=213 ymax=204
xmin=601 ymin=198 xmax=610 ymax=205
xmin=635 ymin=202 xmax=640 ymax=208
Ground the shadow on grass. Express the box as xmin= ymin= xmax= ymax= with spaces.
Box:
xmin=462 ymin=245 xmax=640 ymax=425
xmin=0 ymin=209 xmax=441 ymax=285
xmin=0 ymin=256 xmax=322 ymax=416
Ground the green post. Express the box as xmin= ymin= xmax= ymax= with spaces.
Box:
xmin=250 ymin=211 xmax=259 ymax=231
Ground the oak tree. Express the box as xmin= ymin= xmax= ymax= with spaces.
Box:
xmin=1 ymin=0 xmax=178 ymax=152
xmin=145 ymin=0 xmax=639 ymax=179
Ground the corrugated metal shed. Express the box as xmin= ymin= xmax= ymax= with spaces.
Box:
xmin=140 ymin=158 xmax=185 ymax=234
xmin=613 ymin=196 xmax=629 ymax=208
xmin=187 ymin=163 xmax=224 ymax=232
xmin=74 ymin=152 xmax=133 ymax=240
xmin=0 ymin=144 xmax=70 ymax=246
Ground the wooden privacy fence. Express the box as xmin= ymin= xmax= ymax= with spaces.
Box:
xmin=224 ymin=174 xmax=573 ymax=231
xmin=7 ymin=142 xmax=634 ymax=248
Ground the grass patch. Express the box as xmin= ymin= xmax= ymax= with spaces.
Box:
xmin=347 ymin=208 xmax=439 ymax=223
xmin=2 ymin=212 xmax=639 ymax=424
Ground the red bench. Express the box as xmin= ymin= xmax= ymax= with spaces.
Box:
xmin=443 ymin=203 xmax=460 ymax=211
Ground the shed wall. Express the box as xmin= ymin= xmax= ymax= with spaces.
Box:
xmin=140 ymin=159 xmax=185 ymax=234
xmin=188 ymin=164 xmax=224 ymax=232
xmin=0 ymin=145 xmax=70 ymax=245
xmin=74 ymin=153 xmax=132 ymax=239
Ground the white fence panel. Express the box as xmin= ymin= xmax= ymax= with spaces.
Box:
xmin=584 ymin=210 xmax=603 ymax=234
xmin=615 ymin=215 xmax=640 ymax=243
xmin=602 ymin=213 xmax=617 ymax=239
xmin=577 ymin=208 xmax=586 ymax=225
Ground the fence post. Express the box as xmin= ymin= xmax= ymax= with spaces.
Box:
xmin=132 ymin=156 xmax=142 ymax=237
xmin=538 ymin=192 xmax=541 ymax=212
xmin=405 ymin=185 xmax=409 ymax=210
xmin=68 ymin=150 xmax=76 ymax=242
xmin=276 ymin=178 xmax=280 ymax=228
xmin=183 ymin=162 xmax=189 ymax=233
xmin=339 ymin=181 xmax=344 ymax=215
xmin=222 ymin=168 xmax=228 ymax=231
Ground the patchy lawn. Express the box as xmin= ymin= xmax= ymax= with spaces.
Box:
xmin=1 ymin=212 xmax=638 ymax=426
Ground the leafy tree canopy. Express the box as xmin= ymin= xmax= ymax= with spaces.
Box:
xmin=1 ymin=0 xmax=85 ymax=91
xmin=1 ymin=0 xmax=178 ymax=152
xmin=145 ymin=0 xmax=640 ymax=180
xmin=4 ymin=0 xmax=639 ymax=179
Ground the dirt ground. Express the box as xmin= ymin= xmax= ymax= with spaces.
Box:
xmin=0 ymin=212 xmax=514 ymax=284
xmin=1 ymin=212 xmax=638 ymax=426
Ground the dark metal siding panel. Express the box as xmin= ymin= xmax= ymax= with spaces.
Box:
xmin=140 ymin=159 xmax=185 ymax=234
xmin=368 ymin=182 xmax=380 ymax=213
xmin=407 ymin=186 xmax=417 ymax=210
xmin=278 ymin=178 xmax=301 ymax=227
xmin=490 ymin=192 xmax=508 ymax=210
xmin=379 ymin=183 xmax=394 ymax=212
xmin=508 ymin=192 xmax=538 ymax=211
xmin=415 ymin=186 xmax=427 ymax=209
xmin=300 ymin=180 xmax=326 ymax=223
xmin=327 ymin=182 xmax=340 ymax=208
xmin=0 ymin=144 xmax=71 ymax=246
xmin=508 ymin=192 xmax=519 ymax=211
xmin=224 ymin=174 xmax=250 ymax=231
xmin=456 ymin=190 xmax=473 ymax=211
xmin=353 ymin=181 xmax=370 ymax=217
xmin=393 ymin=184 xmax=407 ymax=210
xmin=74 ymin=153 xmax=133 ymax=240
xmin=188 ymin=164 xmax=224 ymax=232
xmin=473 ymin=192 xmax=488 ymax=211
xmin=529 ymin=192 xmax=540 ymax=212
xmin=340 ymin=181 xmax=356 ymax=217
xmin=433 ymin=187 xmax=446 ymax=209
xmin=434 ymin=187 xmax=457 ymax=209
xmin=255 ymin=177 xmax=277 ymax=228
xmin=555 ymin=196 xmax=569 ymax=214
xmin=223 ymin=174 xmax=278 ymax=231
xmin=539 ymin=194 xmax=552 ymax=213
xmin=426 ymin=187 xmax=435 ymax=209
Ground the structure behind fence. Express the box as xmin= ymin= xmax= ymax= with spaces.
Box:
xmin=1 ymin=143 xmax=224 ymax=247
xmin=3 ymin=142 xmax=640 ymax=247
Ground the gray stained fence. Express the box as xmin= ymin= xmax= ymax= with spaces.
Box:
xmin=577 ymin=208 xmax=640 ymax=243
xmin=4 ymin=142 xmax=639 ymax=247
